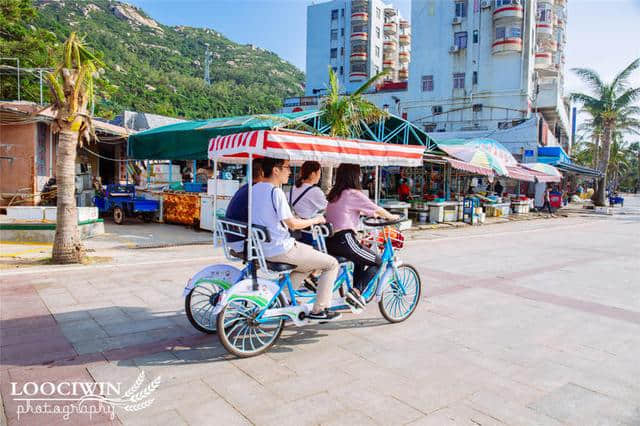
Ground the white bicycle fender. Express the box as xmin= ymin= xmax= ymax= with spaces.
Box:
xmin=182 ymin=264 xmax=244 ymax=297
xmin=213 ymin=278 xmax=282 ymax=315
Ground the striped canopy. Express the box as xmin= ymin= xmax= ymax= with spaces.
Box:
xmin=208 ymin=130 xmax=425 ymax=167
xmin=521 ymin=163 xmax=562 ymax=179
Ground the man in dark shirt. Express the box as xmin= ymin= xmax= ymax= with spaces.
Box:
xmin=224 ymin=159 xmax=265 ymax=252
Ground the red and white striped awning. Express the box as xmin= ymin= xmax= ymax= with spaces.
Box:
xmin=524 ymin=168 xmax=562 ymax=183
xmin=208 ymin=130 xmax=425 ymax=167
xmin=506 ymin=165 xmax=536 ymax=182
xmin=445 ymin=157 xmax=494 ymax=177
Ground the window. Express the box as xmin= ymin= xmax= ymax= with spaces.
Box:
xmin=376 ymin=7 xmax=381 ymax=19
xmin=424 ymin=123 xmax=437 ymax=132
xmin=341 ymin=8 xmax=344 ymax=17
xmin=353 ymin=24 xmax=366 ymax=33
xmin=422 ymin=75 xmax=434 ymax=91
xmin=375 ymin=65 xmax=380 ymax=74
xmin=330 ymin=48 xmax=337 ymax=59
xmin=375 ymin=46 xmax=380 ymax=57
xmin=330 ymin=29 xmax=338 ymax=41
xmin=376 ymin=27 xmax=380 ymax=38
xmin=472 ymin=71 xmax=478 ymax=85
xmin=453 ymin=72 xmax=465 ymax=89
xmin=455 ymin=1 xmax=466 ymax=18
xmin=510 ymin=27 xmax=522 ymax=38
xmin=340 ymin=47 xmax=344 ymax=56
xmin=331 ymin=9 xmax=338 ymax=20
xmin=340 ymin=66 xmax=344 ymax=75
xmin=496 ymin=0 xmax=519 ymax=6
xmin=432 ymin=105 xmax=443 ymax=114
xmin=454 ymin=31 xmax=468 ymax=49
xmin=473 ymin=30 xmax=479 ymax=43
xmin=340 ymin=28 xmax=344 ymax=37
xmin=495 ymin=26 xmax=506 ymax=39
xmin=332 ymin=66 xmax=338 ymax=73
xmin=351 ymin=62 xmax=367 ymax=72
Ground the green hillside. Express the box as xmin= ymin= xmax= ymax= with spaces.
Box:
xmin=2 ymin=0 xmax=305 ymax=119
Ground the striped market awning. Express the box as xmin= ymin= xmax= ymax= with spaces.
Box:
xmin=208 ymin=130 xmax=426 ymax=167
xmin=506 ymin=165 xmax=536 ymax=182
xmin=445 ymin=157 xmax=494 ymax=177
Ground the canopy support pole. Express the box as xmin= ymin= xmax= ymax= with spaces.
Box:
xmin=247 ymin=152 xmax=258 ymax=291
xmin=374 ymin=166 xmax=380 ymax=205
xmin=212 ymin=160 xmax=218 ymax=247
xmin=168 ymin=160 xmax=172 ymax=184
xmin=192 ymin=160 xmax=197 ymax=183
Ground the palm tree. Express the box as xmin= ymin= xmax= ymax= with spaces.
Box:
xmin=570 ymin=57 xmax=640 ymax=205
xmin=46 ymin=32 xmax=103 ymax=263
xmin=319 ymin=68 xmax=389 ymax=189
xmin=606 ymin=141 xmax=631 ymax=192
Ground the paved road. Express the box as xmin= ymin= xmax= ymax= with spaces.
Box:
xmin=1 ymin=196 xmax=639 ymax=425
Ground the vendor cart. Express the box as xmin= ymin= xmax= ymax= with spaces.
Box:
xmin=93 ymin=184 xmax=159 ymax=225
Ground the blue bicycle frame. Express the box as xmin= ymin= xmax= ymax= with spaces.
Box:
xmin=255 ymin=233 xmax=408 ymax=323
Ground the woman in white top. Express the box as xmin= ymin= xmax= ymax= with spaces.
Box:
xmin=289 ymin=161 xmax=328 ymax=219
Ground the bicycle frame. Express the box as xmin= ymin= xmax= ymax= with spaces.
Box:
xmin=252 ymin=231 xmax=407 ymax=325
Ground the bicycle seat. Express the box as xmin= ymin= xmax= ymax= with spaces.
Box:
xmin=266 ymin=261 xmax=297 ymax=272
xmin=334 ymin=256 xmax=350 ymax=264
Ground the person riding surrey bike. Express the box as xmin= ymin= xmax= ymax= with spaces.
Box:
xmin=224 ymin=158 xmax=265 ymax=255
xmin=289 ymin=161 xmax=328 ymax=244
xmin=325 ymin=164 xmax=398 ymax=293
xmin=252 ymin=157 xmax=341 ymax=322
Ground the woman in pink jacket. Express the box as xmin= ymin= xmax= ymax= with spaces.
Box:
xmin=325 ymin=164 xmax=397 ymax=292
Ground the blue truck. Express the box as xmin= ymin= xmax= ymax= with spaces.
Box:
xmin=93 ymin=184 xmax=160 ymax=225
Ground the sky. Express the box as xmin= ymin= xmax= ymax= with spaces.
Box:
xmin=127 ymin=0 xmax=640 ymax=97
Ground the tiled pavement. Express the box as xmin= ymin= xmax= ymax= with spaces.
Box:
xmin=1 ymin=199 xmax=639 ymax=425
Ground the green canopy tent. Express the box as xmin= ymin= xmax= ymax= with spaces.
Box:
xmin=127 ymin=111 xmax=316 ymax=160
xmin=127 ymin=110 xmax=438 ymax=160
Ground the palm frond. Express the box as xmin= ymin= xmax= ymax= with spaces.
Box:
xmin=611 ymin=57 xmax=640 ymax=91
xmin=571 ymin=67 xmax=604 ymax=93
xmin=614 ymin=87 xmax=640 ymax=110
xmin=352 ymin=69 xmax=389 ymax=97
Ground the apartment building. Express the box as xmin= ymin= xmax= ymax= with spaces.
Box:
xmin=304 ymin=0 xmax=410 ymax=96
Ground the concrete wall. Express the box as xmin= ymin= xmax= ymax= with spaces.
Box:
xmin=1 ymin=122 xmax=56 ymax=206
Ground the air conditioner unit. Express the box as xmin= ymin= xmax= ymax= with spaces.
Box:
xmin=452 ymin=17 xmax=462 ymax=25
xmin=449 ymin=45 xmax=459 ymax=53
xmin=480 ymin=0 xmax=491 ymax=9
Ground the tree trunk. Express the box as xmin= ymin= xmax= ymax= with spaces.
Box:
xmin=320 ymin=166 xmax=333 ymax=193
xmin=52 ymin=129 xmax=84 ymax=263
xmin=594 ymin=126 xmax=613 ymax=207
xmin=592 ymin=135 xmax=600 ymax=170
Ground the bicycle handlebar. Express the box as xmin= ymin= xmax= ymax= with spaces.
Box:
xmin=362 ymin=216 xmax=407 ymax=227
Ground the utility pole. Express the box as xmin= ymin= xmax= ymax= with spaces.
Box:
xmin=204 ymin=43 xmax=212 ymax=85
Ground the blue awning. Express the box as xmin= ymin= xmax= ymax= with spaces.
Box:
xmin=537 ymin=146 xmax=571 ymax=164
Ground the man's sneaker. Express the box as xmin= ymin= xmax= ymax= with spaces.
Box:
xmin=303 ymin=275 xmax=318 ymax=292
xmin=345 ymin=288 xmax=366 ymax=309
xmin=308 ymin=309 xmax=341 ymax=322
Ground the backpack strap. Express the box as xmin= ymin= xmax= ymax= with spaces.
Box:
xmin=291 ymin=185 xmax=315 ymax=207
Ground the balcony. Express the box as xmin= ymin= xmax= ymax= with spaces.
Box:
xmin=399 ymin=34 xmax=411 ymax=45
xmin=384 ymin=22 xmax=397 ymax=35
xmin=492 ymin=37 xmax=522 ymax=54
xmin=352 ymin=0 xmax=368 ymax=5
xmin=383 ymin=60 xmax=394 ymax=70
xmin=350 ymin=52 xmax=368 ymax=62
xmin=535 ymin=52 xmax=552 ymax=69
xmin=493 ymin=3 xmax=524 ymax=20
xmin=350 ymin=32 xmax=368 ymax=42
xmin=536 ymin=22 xmax=554 ymax=38
xmin=384 ymin=7 xmax=396 ymax=17
xmin=383 ymin=40 xmax=397 ymax=52
xmin=398 ymin=68 xmax=409 ymax=80
xmin=349 ymin=71 xmax=368 ymax=82
xmin=351 ymin=12 xmax=368 ymax=23
xmin=398 ymin=51 xmax=410 ymax=63
xmin=399 ymin=19 xmax=409 ymax=29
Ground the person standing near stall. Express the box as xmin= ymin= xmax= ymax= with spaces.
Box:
xmin=398 ymin=179 xmax=411 ymax=201
xmin=542 ymin=185 xmax=554 ymax=217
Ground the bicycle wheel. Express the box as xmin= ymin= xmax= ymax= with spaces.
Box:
xmin=185 ymin=280 xmax=228 ymax=333
xmin=216 ymin=294 xmax=286 ymax=358
xmin=378 ymin=264 xmax=421 ymax=323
